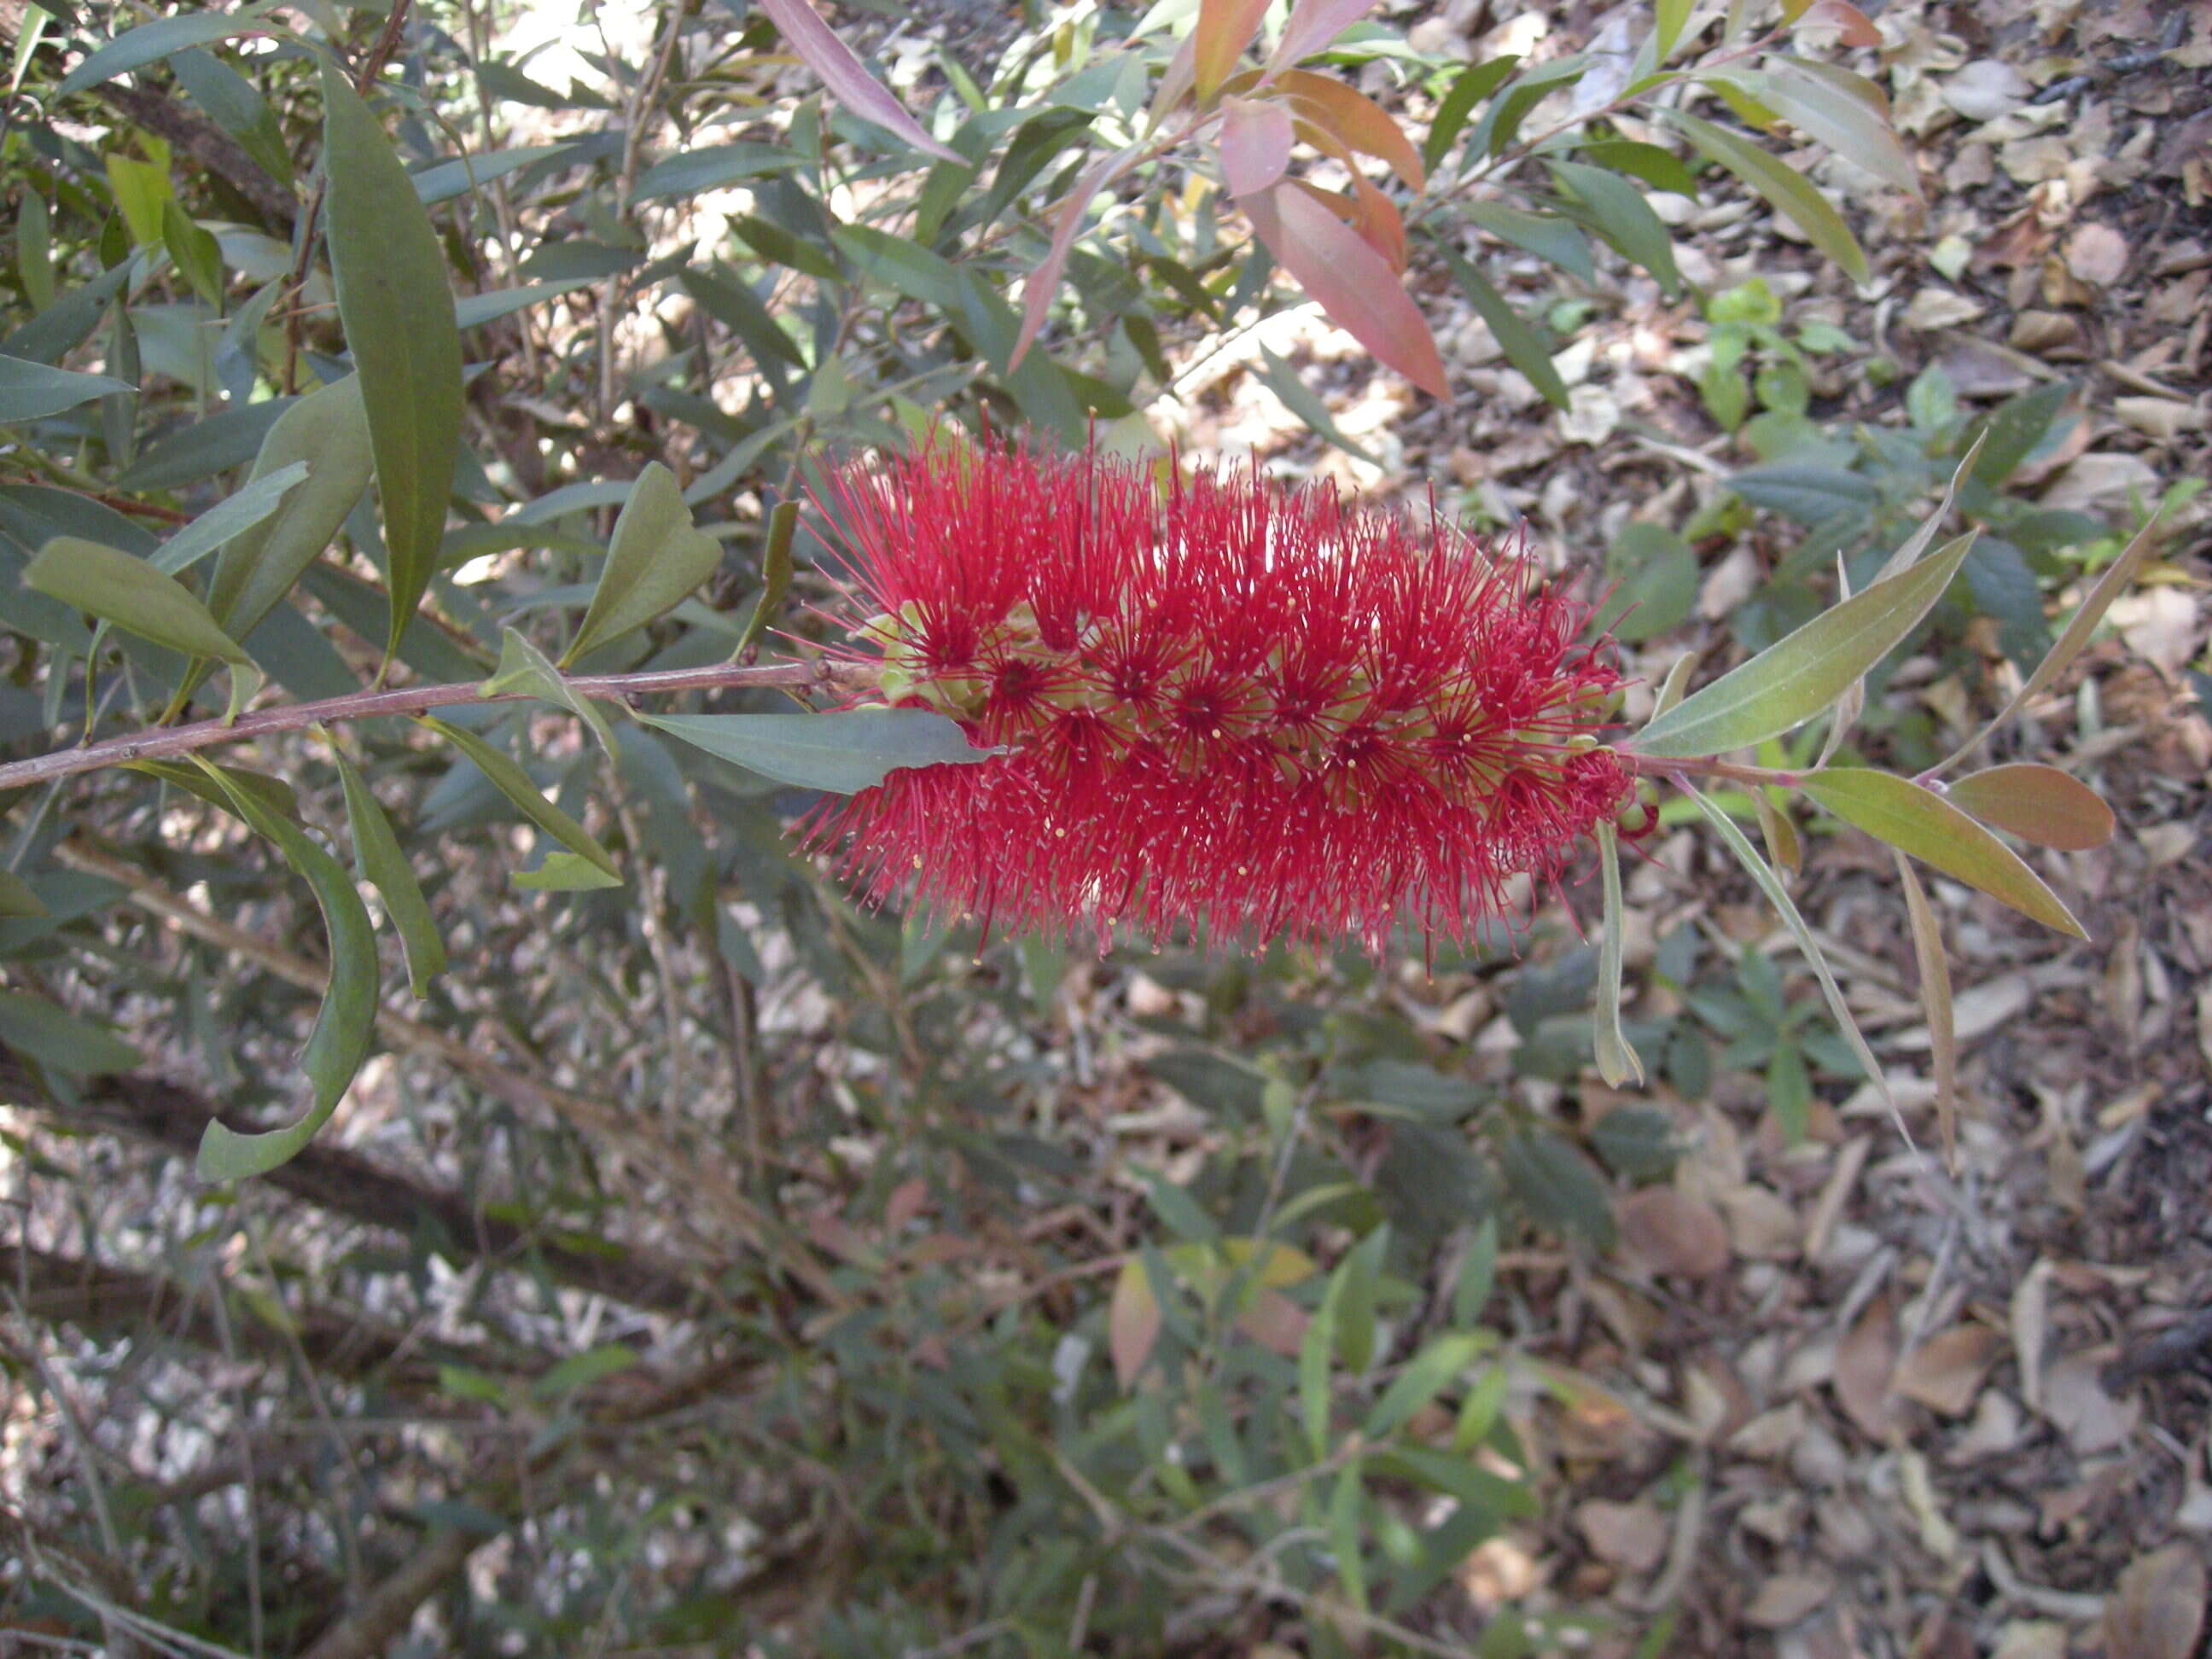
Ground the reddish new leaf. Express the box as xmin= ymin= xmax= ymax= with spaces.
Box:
xmin=1945 ymin=764 xmax=2116 ymax=852
xmin=1109 ymin=1258 xmax=1162 ymax=1388
xmin=1276 ymin=69 xmax=1424 ymax=189
xmin=1285 ymin=133 xmax=1406 ymax=270
xmin=1009 ymin=145 xmax=1140 ymax=372
xmin=1270 ymin=0 xmax=1382 ymax=73
xmin=1194 ymin=0 xmax=1272 ymax=103
xmin=1241 ymin=181 xmax=1445 ymax=393
xmin=1219 ymin=97 xmax=1294 ymax=196
xmin=1795 ymin=0 xmax=1883 ymax=47
xmin=756 ymin=0 xmax=961 ymax=163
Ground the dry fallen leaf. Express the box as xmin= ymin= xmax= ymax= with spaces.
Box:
xmin=1575 ymin=1499 xmax=1669 ymax=1574
xmin=2103 ymin=1544 xmax=2207 ymax=1659
xmin=2040 ymin=1353 xmax=2142 ymax=1455
xmin=1941 ymin=59 xmax=2032 ymax=122
xmin=1616 ymin=1187 xmax=1731 ymax=1278
xmin=1743 ymin=1571 xmax=1834 ymax=1629
xmin=2065 ymin=222 xmax=2130 ymax=286
xmin=1895 ymin=1323 xmax=2007 ymax=1416
xmin=1835 ymin=1294 xmax=1904 ymax=1439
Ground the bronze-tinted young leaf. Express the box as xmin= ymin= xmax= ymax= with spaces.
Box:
xmin=1944 ymin=764 xmax=2116 ymax=852
xmin=422 ymin=717 xmax=623 ymax=888
xmin=756 ymin=0 xmax=960 ymax=160
xmin=193 ymin=759 xmax=381 ymax=1181
xmin=1937 ymin=512 xmax=2163 ymax=774
xmin=1194 ymin=0 xmax=1272 ymax=102
xmin=641 ymin=708 xmax=994 ymax=795
xmin=1220 ymin=96 xmax=1295 ymax=195
xmin=335 ymin=748 xmax=447 ymax=997
xmin=1274 ymin=70 xmax=1424 ymax=189
xmin=1239 ymin=182 xmax=1447 ymax=397
xmin=26 ymin=536 xmax=252 ymax=666
xmin=320 ymin=64 xmax=463 ymax=673
xmin=1633 ymin=533 xmax=1972 ymax=758
xmin=1009 ymin=145 xmax=1139 ymax=373
xmin=207 ymin=374 xmax=375 ymax=643
xmin=1892 ymin=850 xmax=1957 ymax=1169
xmin=1269 ymin=0 xmax=1382 ymax=73
xmin=562 ymin=463 xmax=722 ymax=666
xmin=1592 ymin=822 xmax=1644 ymax=1088
xmin=1661 ymin=107 xmax=1868 ymax=284
xmin=1802 ymin=768 xmax=2086 ymax=938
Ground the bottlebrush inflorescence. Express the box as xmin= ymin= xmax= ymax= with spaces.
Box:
xmin=806 ymin=439 xmax=1638 ymax=953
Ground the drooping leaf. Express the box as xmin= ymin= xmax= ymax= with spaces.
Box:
xmin=1892 ymin=850 xmax=1956 ymax=1169
xmin=26 ymin=537 xmax=253 ymax=667
xmin=335 ymin=749 xmax=448 ymax=998
xmin=1274 ymin=71 xmax=1423 ymax=189
xmin=754 ymin=0 xmax=961 ymax=161
xmin=1423 ymin=55 xmax=1520 ymax=171
xmin=1747 ymin=56 xmax=1919 ymax=198
xmin=1633 ymin=532 xmax=1972 ymax=758
xmin=0 ymin=353 xmax=133 ymax=423
xmin=1545 ymin=159 xmax=1682 ymax=297
xmin=1251 ymin=345 xmax=1382 ymax=465
xmin=1592 ymin=822 xmax=1643 ymax=1088
xmin=1802 ymin=768 xmax=2086 ymax=938
xmin=1239 ymin=181 xmax=1447 ymax=398
xmin=1434 ymin=242 xmax=1565 ymax=410
xmin=420 ymin=717 xmax=623 ymax=889
xmin=562 ymin=463 xmax=723 ymax=666
xmin=56 ymin=8 xmax=271 ymax=96
xmin=1464 ymin=201 xmax=1595 ymax=282
xmin=1269 ymin=0 xmax=1382 ymax=72
xmin=639 ymin=708 xmax=995 ymax=795
xmin=1661 ymin=106 xmax=1869 ymax=283
xmin=732 ymin=499 xmax=798 ymax=661
xmin=1194 ymin=0 xmax=1272 ymax=101
xmin=193 ymin=760 xmax=381 ymax=1180
xmin=319 ymin=64 xmax=463 ymax=672
xmin=1009 ymin=144 xmax=1140 ymax=373
xmin=0 ymin=991 xmax=139 ymax=1075
xmin=1945 ymin=764 xmax=2115 ymax=852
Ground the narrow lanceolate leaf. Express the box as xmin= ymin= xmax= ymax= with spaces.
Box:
xmin=1220 ymin=96 xmax=1295 ymax=196
xmin=1275 ymin=70 xmax=1424 ymax=189
xmin=0 ymin=353 xmax=133 ymax=422
xmin=27 ymin=537 xmax=252 ymax=666
xmin=1435 ymin=242 xmax=1568 ymax=411
xmin=1009 ymin=145 xmax=1140 ymax=373
xmin=1661 ymin=107 xmax=1868 ymax=284
xmin=421 ymin=717 xmax=624 ymax=889
xmin=1270 ymin=0 xmax=1382 ymax=72
xmin=1936 ymin=511 xmax=2163 ymax=775
xmin=1633 ymin=532 xmax=1972 ymax=759
xmin=335 ymin=748 xmax=447 ymax=998
xmin=1872 ymin=432 xmax=1984 ymax=588
xmin=1679 ymin=782 xmax=1891 ymax=1111
xmin=1194 ymin=0 xmax=1272 ymax=102
xmin=732 ymin=499 xmax=797 ymax=661
xmin=1945 ymin=764 xmax=2116 ymax=852
xmin=320 ymin=64 xmax=463 ymax=673
xmin=640 ymin=708 xmax=993 ymax=794
xmin=55 ymin=9 xmax=270 ymax=96
xmin=1754 ymin=56 xmax=1920 ymax=199
xmin=1802 ymin=768 xmax=2087 ymax=939
xmin=1755 ymin=789 xmax=1802 ymax=876
xmin=208 ymin=374 xmax=375 ymax=642
xmin=754 ymin=0 xmax=960 ymax=161
xmin=562 ymin=463 xmax=722 ymax=666
xmin=1242 ymin=182 xmax=1447 ymax=398
xmin=193 ymin=759 xmax=381 ymax=1181
xmin=1592 ymin=821 xmax=1643 ymax=1088
xmin=484 ymin=627 xmax=619 ymax=758
xmin=0 ymin=870 xmax=49 ymax=918
xmin=151 ymin=463 xmax=309 ymax=576
xmin=1892 ymin=850 xmax=1957 ymax=1170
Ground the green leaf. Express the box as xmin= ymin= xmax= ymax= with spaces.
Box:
xmin=207 ymin=375 xmax=375 ymax=643
xmin=1500 ymin=1130 xmax=1614 ymax=1248
xmin=1661 ymin=107 xmax=1868 ymax=284
xmin=335 ymin=749 xmax=447 ymax=997
xmin=1596 ymin=521 xmax=1697 ymax=643
xmin=1364 ymin=1331 xmax=1483 ymax=1440
xmin=319 ymin=63 xmax=463 ymax=673
xmin=733 ymin=500 xmax=797 ymax=661
xmin=529 ymin=1342 xmax=640 ymax=1399
xmin=830 ymin=224 xmax=964 ymax=308
xmin=150 ymin=462 xmax=308 ymax=577
xmin=1963 ymin=381 xmax=2069 ymax=488
xmin=1299 ymin=1287 xmax=1336 ymax=1458
xmin=193 ymin=760 xmax=381 ymax=1180
xmin=510 ymin=851 xmax=625 ymax=892
xmin=1464 ymin=201 xmax=1594 ymax=283
xmin=562 ymin=463 xmax=723 ymax=666
xmin=483 ymin=627 xmax=620 ymax=758
xmin=1424 ymin=55 xmax=1520 ymax=171
xmin=1545 ymin=160 xmax=1681 ymax=297
xmin=56 ymin=8 xmax=271 ymax=96
xmin=628 ymin=141 xmax=796 ymax=201
xmin=638 ymin=708 xmax=993 ymax=795
xmin=1678 ymin=782 xmax=1888 ymax=1104
xmin=1735 ymin=57 xmax=1919 ymax=197
xmin=1944 ymin=763 xmax=2114 ymax=852
xmin=421 ymin=717 xmax=622 ymax=888
xmin=1328 ymin=1464 xmax=1368 ymax=1614
xmin=0 ymin=353 xmax=133 ymax=423
xmin=1332 ymin=1222 xmax=1389 ymax=1374
xmin=1592 ymin=822 xmax=1643 ymax=1088
xmin=0 ymin=990 xmax=138 ymax=1075
xmin=1578 ymin=137 xmax=1700 ymax=195
xmin=1252 ymin=345 xmax=1382 ymax=465
xmin=1802 ymin=768 xmax=2086 ymax=938
xmin=160 ymin=200 xmax=224 ymax=307
xmin=1633 ymin=532 xmax=1973 ymax=758
xmin=1590 ymin=1106 xmax=1679 ymax=1181
xmin=1434 ymin=243 xmax=1568 ymax=411
xmin=0 ymin=870 xmax=50 ymax=918
xmin=26 ymin=537 xmax=252 ymax=666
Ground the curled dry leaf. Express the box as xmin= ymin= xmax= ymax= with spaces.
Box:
xmin=1894 ymin=1323 xmax=2005 ymax=1416
xmin=2103 ymin=1544 xmax=2207 ymax=1659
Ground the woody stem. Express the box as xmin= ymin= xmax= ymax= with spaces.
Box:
xmin=0 ymin=659 xmax=871 ymax=795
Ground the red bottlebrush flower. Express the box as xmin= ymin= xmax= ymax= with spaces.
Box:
xmin=804 ymin=439 xmax=1636 ymax=954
